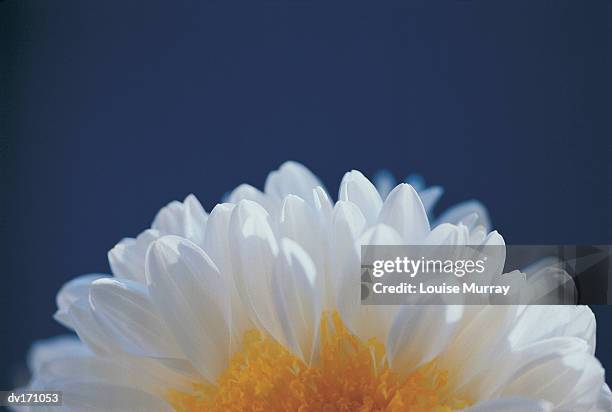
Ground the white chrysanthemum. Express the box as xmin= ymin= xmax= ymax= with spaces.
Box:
xmin=18 ymin=162 xmax=610 ymax=412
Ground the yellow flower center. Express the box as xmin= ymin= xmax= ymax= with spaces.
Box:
xmin=167 ymin=312 xmax=470 ymax=411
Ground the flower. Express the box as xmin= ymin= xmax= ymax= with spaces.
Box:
xmin=372 ymin=170 xmax=490 ymax=231
xmin=19 ymin=162 xmax=610 ymax=411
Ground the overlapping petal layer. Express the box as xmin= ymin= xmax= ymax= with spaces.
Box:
xmin=19 ymin=162 xmax=608 ymax=412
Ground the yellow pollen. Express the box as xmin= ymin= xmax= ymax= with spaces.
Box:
xmin=167 ymin=312 xmax=470 ymax=411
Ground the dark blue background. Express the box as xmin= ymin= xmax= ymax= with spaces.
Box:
xmin=1 ymin=1 xmax=611 ymax=389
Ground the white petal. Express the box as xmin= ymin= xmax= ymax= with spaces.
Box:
xmin=56 ymin=296 xmax=120 ymax=355
xmin=329 ymin=201 xmax=367 ymax=307
xmin=508 ymin=306 xmax=596 ymax=355
xmin=465 ymin=398 xmax=553 ymax=412
xmin=264 ymin=161 xmax=324 ymax=203
xmin=270 ymin=238 xmax=321 ymax=363
xmin=36 ymin=354 xmax=193 ymax=396
xmin=436 ymin=199 xmax=491 ymax=232
xmin=419 ymin=185 xmax=444 ymax=214
xmin=357 ymin=223 xmax=404 ymax=246
xmin=280 ymin=195 xmax=324 ymax=283
xmin=595 ymin=384 xmax=612 ymax=412
xmin=228 ymin=184 xmax=279 ymax=215
xmin=202 ymin=203 xmax=235 ymax=276
xmin=55 ymin=274 xmax=108 ymax=329
xmin=152 ymin=194 xmax=208 ymax=246
xmin=470 ymin=337 xmax=590 ymax=400
xmin=27 ymin=336 xmax=89 ymax=373
xmin=332 ymin=201 xmax=367 ymax=243
xmin=203 ymin=203 xmax=253 ymax=341
xmin=312 ymin=186 xmax=333 ymax=225
xmin=337 ymin=224 xmax=403 ymax=342
xmin=339 ymin=170 xmax=383 ymax=225
xmin=424 ymin=223 xmax=469 ymax=246
xmin=476 ymin=230 xmax=506 ymax=285
xmin=387 ymin=305 xmax=463 ymax=375
xmin=108 ymin=230 xmax=161 ymax=283
xmin=499 ymin=340 xmax=604 ymax=410
xmin=469 ymin=225 xmax=488 ymax=244
xmin=152 ymin=200 xmax=183 ymax=232
xmin=378 ymin=184 xmax=430 ymax=244
xmin=183 ymin=194 xmax=208 ymax=244
xmin=54 ymin=381 xmax=172 ymax=412
xmin=145 ymin=236 xmax=230 ymax=382
xmin=228 ymin=200 xmax=280 ymax=335
xmin=89 ymin=278 xmax=181 ymax=358
xmin=525 ymin=265 xmax=577 ymax=305
xmin=439 ymin=306 xmax=523 ymax=396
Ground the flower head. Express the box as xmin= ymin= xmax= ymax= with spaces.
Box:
xmin=20 ymin=162 xmax=611 ymax=411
